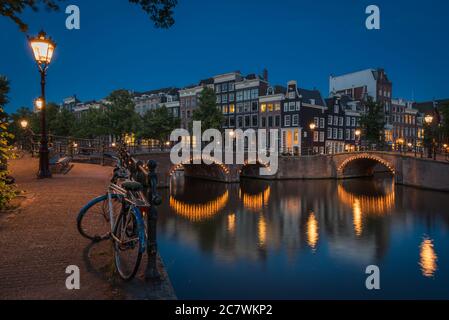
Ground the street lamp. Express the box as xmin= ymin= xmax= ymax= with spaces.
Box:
xmin=355 ymin=129 xmax=361 ymax=151
xmin=309 ymin=123 xmax=316 ymax=155
xmin=28 ymin=30 xmax=56 ymax=179
xmin=35 ymin=97 xmax=44 ymax=111
xmin=20 ymin=120 xmax=29 ymax=129
xmin=424 ymin=114 xmax=435 ymax=159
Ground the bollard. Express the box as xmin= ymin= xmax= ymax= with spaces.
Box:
xmin=145 ymin=159 xmax=163 ymax=281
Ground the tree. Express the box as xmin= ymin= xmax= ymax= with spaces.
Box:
xmin=359 ymin=97 xmax=386 ymax=147
xmin=105 ymin=90 xmax=141 ymax=139
xmin=139 ymin=105 xmax=179 ymax=148
xmin=192 ymin=87 xmax=224 ymax=132
xmin=0 ymin=76 xmax=16 ymax=210
xmin=51 ymin=107 xmax=76 ymax=136
xmin=8 ymin=106 xmax=34 ymax=143
xmin=0 ymin=0 xmax=177 ymax=32
xmin=73 ymin=108 xmax=108 ymax=139
xmin=440 ymin=102 xmax=449 ymax=143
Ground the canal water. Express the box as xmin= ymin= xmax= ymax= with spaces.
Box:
xmin=157 ymin=174 xmax=449 ymax=299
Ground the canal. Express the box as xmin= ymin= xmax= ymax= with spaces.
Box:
xmin=157 ymin=174 xmax=449 ymax=299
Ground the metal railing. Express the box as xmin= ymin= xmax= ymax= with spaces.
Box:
xmin=116 ymin=143 xmax=163 ymax=280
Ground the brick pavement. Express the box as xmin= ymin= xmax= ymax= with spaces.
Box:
xmin=0 ymin=155 xmax=175 ymax=300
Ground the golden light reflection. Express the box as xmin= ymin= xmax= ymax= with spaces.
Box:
xmin=306 ymin=212 xmax=319 ymax=251
xmin=227 ymin=213 xmax=236 ymax=234
xmin=258 ymin=215 xmax=267 ymax=246
xmin=353 ymin=199 xmax=363 ymax=237
xmin=240 ymin=187 xmax=271 ymax=212
xmin=169 ymin=191 xmax=229 ymax=222
xmin=337 ymin=184 xmax=395 ymax=216
xmin=419 ymin=237 xmax=438 ymax=278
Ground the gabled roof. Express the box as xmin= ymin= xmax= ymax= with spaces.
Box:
xmin=298 ymin=88 xmax=325 ymax=106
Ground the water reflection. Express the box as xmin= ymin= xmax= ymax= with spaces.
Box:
xmin=240 ymin=186 xmax=271 ymax=212
xmin=159 ymin=175 xmax=449 ymax=299
xmin=169 ymin=190 xmax=229 ymax=222
xmin=306 ymin=212 xmax=319 ymax=251
xmin=419 ymin=237 xmax=438 ymax=278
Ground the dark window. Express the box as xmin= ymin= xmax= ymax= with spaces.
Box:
xmin=275 ymin=115 xmax=280 ymax=127
xmin=245 ymin=115 xmax=250 ymax=127
xmin=268 ymin=116 xmax=273 ymax=127
xmin=261 ymin=116 xmax=266 ymax=127
xmin=252 ymin=115 xmax=258 ymax=127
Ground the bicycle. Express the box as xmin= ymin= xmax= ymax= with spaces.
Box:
xmin=77 ymin=153 xmax=149 ymax=280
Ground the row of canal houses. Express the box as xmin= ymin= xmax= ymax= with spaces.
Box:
xmin=177 ymin=70 xmax=363 ymax=155
xmin=64 ymin=68 xmax=424 ymax=156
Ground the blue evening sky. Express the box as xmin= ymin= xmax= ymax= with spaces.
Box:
xmin=1 ymin=0 xmax=448 ymax=113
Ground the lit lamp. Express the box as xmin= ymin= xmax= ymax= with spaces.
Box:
xmin=20 ymin=120 xmax=29 ymax=129
xmin=424 ymin=115 xmax=435 ymax=159
xmin=28 ymin=30 xmax=56 ymax=179
xmin=309 ymin=123 xmax=316 ymax=155
xmin=355 ymin=129 xmax=361 ymax=152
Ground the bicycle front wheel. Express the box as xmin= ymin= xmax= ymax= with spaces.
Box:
xmin=113 ymin=206 xmax=146 ymax=281
xmin=77 ymin=194 xmax=122 ymax=242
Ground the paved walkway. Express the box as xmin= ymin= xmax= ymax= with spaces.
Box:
xmin=0 ymin=155 xmax=175 ymax=300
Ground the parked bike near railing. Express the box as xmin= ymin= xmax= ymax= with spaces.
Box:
xmin=77 ymin=152 xmax=149 ymax=280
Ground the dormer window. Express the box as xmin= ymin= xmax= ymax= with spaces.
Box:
xmin=288 ymin=91 xmax=296 ymax=99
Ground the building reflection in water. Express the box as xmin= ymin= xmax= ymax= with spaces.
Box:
xmin=161 ymin=174 xmax=449 ymax=298
xmin=306 ymin=212 xmax=319 ymax=251
xmin=419 ymin=237 xmax=438 ymax=278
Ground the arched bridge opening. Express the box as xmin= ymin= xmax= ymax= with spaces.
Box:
xmin=337 ymin=154 xmax=395 ymax=179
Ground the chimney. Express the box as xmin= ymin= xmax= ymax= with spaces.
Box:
xmin=263 ymin=68 xmax=268 ymax=82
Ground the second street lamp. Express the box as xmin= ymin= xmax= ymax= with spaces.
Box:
xmin=424 ymin=115 xmax=434 ymax=159
xmin=309 ymin=123 xmax=316 ymax=155
xmin=355 ymin=129 xmax=361 ymax=151
xmin=28 ymin=30 xmax=56 ymax=179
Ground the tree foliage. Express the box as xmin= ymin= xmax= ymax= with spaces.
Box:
xmin=0 ymin=76 xmax=16 ymax=210
xmin=106 ymin=90 xmax=141 ymax=139
xmin=359 ymin=96 xmax=386 ymax=145
xmin=439 ymin=102 xmax=449 ymax=142
xmin=192 ymin=87 xmax=224 ymax=132
xmin=138 ymin=105 xmax=179 ymax=147
xmin=0 ymin=0 xmax=177 ymax=32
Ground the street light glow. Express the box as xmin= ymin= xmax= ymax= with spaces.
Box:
xmin=20 ymin=120 xmax=29 ymax=129
xmin=424 ymin=115 xmax=434 ymax=125
xmin=29 ymin=31 xmax=56 ymax=66
xmin=35 ymin=97 xmax=44 ymax=110
xmin=309 ymin=123 xmax=316 ymax=130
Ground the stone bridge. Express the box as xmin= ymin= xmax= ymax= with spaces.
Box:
xmin=133 ymin=151 xmax=449 ymax=192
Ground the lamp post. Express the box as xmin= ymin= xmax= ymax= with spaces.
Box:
xmin=424 ymin=115 xmax=434 ymax=159
xmin=309 ymin=123 xmax=316 ymax=155
xmin=28 ymin=30 xmax=56 ymax=179
xmin=355 ymin=129 xmax=361 ymax=151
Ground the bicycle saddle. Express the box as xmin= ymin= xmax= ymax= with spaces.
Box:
xmin=121 ymin=181 xmax=143 ymax=192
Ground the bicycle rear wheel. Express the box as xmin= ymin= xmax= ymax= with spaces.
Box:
xmin=113 ymin=206 xmax=146 ymax=281
xmin=77 ymin=194 xmax=122 ymax=242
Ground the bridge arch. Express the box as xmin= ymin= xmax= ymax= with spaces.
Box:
xmin=239 ymin=160 xmax=270 ymax=178
xmin=336 ymin=153 xmax=395 ymax=179
xmin=168 ymin=154 xmax=231 ymax=182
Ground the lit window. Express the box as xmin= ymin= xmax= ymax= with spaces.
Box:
xmin=261 ymin=104 xmax=267 ymax=112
